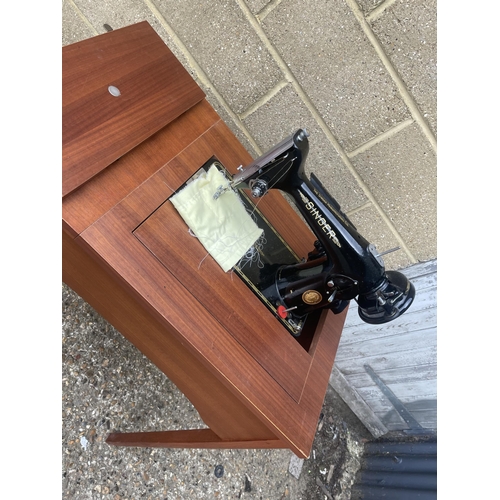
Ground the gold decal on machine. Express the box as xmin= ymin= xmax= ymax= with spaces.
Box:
xmin=302 ymin=290 xmax=322 ymax=305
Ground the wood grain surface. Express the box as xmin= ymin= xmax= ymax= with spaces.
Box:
xmin=62 ymin=22 xmax=347 ymax=458
xmin=62 ymin=22 xmax=204 ymax=197
xmin=62 ymin=100 xmax=219 ymax=237
xmin=75 ymin=120 xmax=346 ymax=456
xmin=63 ymin=229 xmax=280 ymax=445
xmin=106 ymin=429 xmax=283 ymax=449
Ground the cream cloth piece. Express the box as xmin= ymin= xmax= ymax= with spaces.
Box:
xmin=170 ymin=165 xmax=263 ymax=272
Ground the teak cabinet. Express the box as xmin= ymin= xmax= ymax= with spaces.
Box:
xmin=62 ymin=22 xmax=347 ymax=459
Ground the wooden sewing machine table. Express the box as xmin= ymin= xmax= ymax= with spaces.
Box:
xmin=62 ymin=22 xmax=347 ymax=459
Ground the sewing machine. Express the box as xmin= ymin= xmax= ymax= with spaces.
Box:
xmin=63 ymin=22 xmax=415 ymax=456
xmin=216 ymin=129 xmax=415 ymax=335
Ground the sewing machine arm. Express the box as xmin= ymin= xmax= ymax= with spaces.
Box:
xmin=229 ymin=129 xmax=415 ymax=325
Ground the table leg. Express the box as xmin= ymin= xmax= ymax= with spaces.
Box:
xmin=106 ymin=428 xmax=285 ymax=449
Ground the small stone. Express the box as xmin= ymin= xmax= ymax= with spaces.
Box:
xmin=288 ymin=455 xmax=304 ymax=479
xmin=327 ymin=464 xmax=335 ymax=483
xmin=244 ymin=474 xmax=251 ymax=492
xmin=80 ymin=436 xmax=89 ymax=450
xmin=214 ymin=465 xmax=224 ymax=478
xmin=88 ymin=428 xmax=97 ymax=443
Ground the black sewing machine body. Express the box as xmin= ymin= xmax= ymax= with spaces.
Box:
xmin=227 ymin=129 xmax=415 ymax=332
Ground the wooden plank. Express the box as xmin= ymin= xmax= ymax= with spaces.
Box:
xmin=401 ymin=408 xmax=437 ymax=429
xmin=329 ymin=366 xmax=388 ymax=438
xmin=357 ymin=380 xmax=437 ymax=409
xmin=63 ymin=100 xmax=220 ymax=236
xmin=373 ymin=400 xmax=437 ymax=431
xmin=344 ymin=363 xmax=437 ymax=388
xmin=401 ymin=259 xmax=437 ymax=279
xmin=403 ymin=273 xmax=437 ymax=290
xmin=341 ymin=305 xmax=436 ymax=341
xmin=330 ymin=259 xmax=437 ymax=434
xmin=335 ymin=323 xmax=436 ymax=361
xmin=343 ymin=297 xmax=436 ymax=334
xmin=334 ymin=342 xmax=437 ymax=376
xmin=383 ymin=415 xmax=436 ymax=432
xmin=331 ymin=366 xmax=437 ymax=434
xmin=62 ymin=21 xmax=205 ymax=196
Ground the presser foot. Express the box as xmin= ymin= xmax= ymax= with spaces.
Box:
xmin=213 ymin=184 xmax=232 ymax=200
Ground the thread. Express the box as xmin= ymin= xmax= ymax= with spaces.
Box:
xmin=236 ymin=232 xmax=267 ymax=271
xmin=163 ymin=180 xmax=179 ymax=196
xmin=205 ymin=159 xmax=298 ymax=271
xmin=226 ymin=155 xmax=296 ymax=220
xmin=187 ymin=224 xmax=265 ymax=271
xmin=173 ymin=164 xmax=278 ymax=272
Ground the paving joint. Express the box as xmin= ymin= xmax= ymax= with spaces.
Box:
xmin=347 ymin=118 xmax=415 ymax=158
xmin=345 ymin=0 xmax=437 ymax=152
xmin=239 ymin=80 xmax=290 ymax=120
xmin=65 ymin=0 xmax=98 ymax=35
xmin=366 ymin=0 xmax=399 ymax=23
xmin=345 ymin=201 xmax=373 ymax=217
xmin=234 ymin=0 xmax=417 ymax=264
xmin=256 ymin=0 xmax=284 ymax=22
xmin=142 ymin=0 xmax=263 ymax=155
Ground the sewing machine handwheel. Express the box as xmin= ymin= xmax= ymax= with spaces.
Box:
xmin=357 ymin=271 xmax=415 ymax=324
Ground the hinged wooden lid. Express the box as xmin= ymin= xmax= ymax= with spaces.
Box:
xmin=62 ymin=21 xmax=205 ymax=197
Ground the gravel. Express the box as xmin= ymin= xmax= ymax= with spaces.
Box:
xmin=62 ymin=283 xmax=372 ymax=499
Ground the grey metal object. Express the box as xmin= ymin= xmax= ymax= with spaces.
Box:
xmin=108 ymin=85 xmax=121 ymax=97
xmin=351 ymin=441 xmax=437 ymax=500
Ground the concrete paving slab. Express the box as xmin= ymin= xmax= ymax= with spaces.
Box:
xmin=261 ymin=0 xmax=412 ymax=152
xmin=350 ymin=122 xmax=437 ymax=261
xmin=151 ymin=0 xmax=284 ymax=115
xmin=244 ymin=0 xmax=271 ymax=16
xmin=62 ymin=0 xmax=96 ymax=46
xmin=357 ymin=0 xmax=387 ymax=15
xmin=348 ymin=204 xmax=413 ymax=269
xmin=72 ymin=0 xmax=166 ymax=38
xmin=370 ymin=0 xmax=437 ymax=135
xmin=204 ymin=86 xmax=261 ymax=158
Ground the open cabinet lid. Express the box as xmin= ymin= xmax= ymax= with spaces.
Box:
xmin=62 ymin=21 xmax=205 ymax=197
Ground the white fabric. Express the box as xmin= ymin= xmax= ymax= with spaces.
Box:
xmin=170 ymin=165 xmax=263 ymax=272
